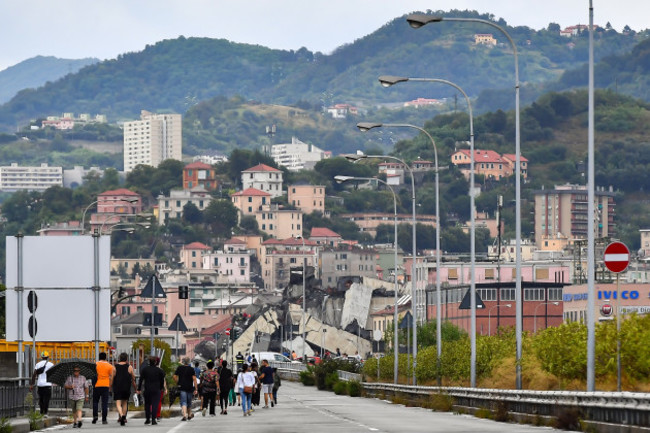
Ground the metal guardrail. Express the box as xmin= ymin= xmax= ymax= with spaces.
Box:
xmin=337 ymin=370 xmax=361 ymax=382
xmin=362 ymin=382 xmax=650 ymax=430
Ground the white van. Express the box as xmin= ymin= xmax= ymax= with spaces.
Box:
xmin=250 ymin=352 xmax=297 ymax=364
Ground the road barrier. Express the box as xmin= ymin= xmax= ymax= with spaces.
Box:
xmin=362 ymin=382 xmax=650 ymax=432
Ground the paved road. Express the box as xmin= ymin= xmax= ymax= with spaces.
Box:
xmin=44 ymin=381 xmax=562 ymax=433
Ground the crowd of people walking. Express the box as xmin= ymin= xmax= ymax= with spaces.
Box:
xmin=31 ymin=350 xmax=283 ymax=427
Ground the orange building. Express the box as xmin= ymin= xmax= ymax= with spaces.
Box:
xmin=183 ymin=161 xmax=217 ymax=191
xmin=451 ymin=149 xmax=528 ymax=181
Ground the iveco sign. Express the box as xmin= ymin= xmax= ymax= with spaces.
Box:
xmin=564 ymin=290 xmax=642 ymax=301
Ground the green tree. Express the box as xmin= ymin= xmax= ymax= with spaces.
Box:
xmin=203 ymin=199 xmax=238 ymax=237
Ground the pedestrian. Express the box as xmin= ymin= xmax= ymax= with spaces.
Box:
xmin=30 ymin=351 xmax=54 ymax=417
xmin=246 ymin=353 xmax=252 ymax=364
xmin=250 ymin=362 xmax=261 ymax=408
xmin=218 ymin=360 xmax=233 ymax=415
xmin=173 ymin=357 xmax=197 ymax=421
xmin=137 ymin=355 xmax=166 ymax=425
xmin=236 ymin=364 xmax=255 ymax=417
xmin=154 ymin=357 xmax=164 ymax=423
xmin=258 ymin=360 xmax=274 ymax=408
xmin=354 ymin=351 xmax=361 ymax=362
xmin=92 ymin=352 xmax=115 ymax=425
xmin=235 ymin=352 xmax=244 ymax=370
xmin=291 ymin=350 xmax=297 ymax=360
xmin=336 ymin=348 xmax=341 ymax=357
xmin=64 ymin=365 xmax=89 ymax=428
xmin=113 ymin=352 xmax=136 ymax=426
xmin=272 ymin=367 xmax=281 ymax=405
xmin=199 ymin=361 xmax=219 ymax=417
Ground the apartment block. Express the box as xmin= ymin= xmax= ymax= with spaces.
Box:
xmin=0 ymin=163 xmax=63 ymax=192
xmin=288 ymin=184 xmax=325 ymax=214
xmin=241 ymin=163 xmax=283 ymax=198
xmin=123 ymin=110 xmax=182 ymax=173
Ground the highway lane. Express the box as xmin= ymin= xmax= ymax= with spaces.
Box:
xmin=44 ymin=381 xmax=562 ymax=433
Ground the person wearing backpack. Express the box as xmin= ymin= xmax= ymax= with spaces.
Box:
xmin=199 ymin=361 xmax=219 ymax=416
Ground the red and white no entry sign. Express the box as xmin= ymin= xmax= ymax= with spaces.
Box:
xmin=604 ymin=241 xmax=630 ymax=273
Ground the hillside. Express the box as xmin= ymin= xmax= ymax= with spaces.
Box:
xmin=0 ymin=56 xmax=98 ymax=104
xmin=0 ymin=10 xmax=644 ymax=131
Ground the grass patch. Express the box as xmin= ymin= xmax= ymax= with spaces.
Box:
xmin=428 ymin=392 xmax=454 ymax=412
xmin=474 ymin=407 xmax=493 ymax=419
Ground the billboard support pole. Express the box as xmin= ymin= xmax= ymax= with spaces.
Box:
xmin=16 ymin=233 xmax=24 ymax=382
xmin=93 ymin=230 xmax=100 ymax=361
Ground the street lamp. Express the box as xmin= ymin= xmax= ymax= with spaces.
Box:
xmin=488 ymin=304 xmax=512 ymax=336
xmin=344 ymin=150 xmax=418 ymax=385
xmin=335 ymin=175 xmax=399 ymax=384
xmin=295 ymin=234 xmax=307 ymax=362
xmin=355 ymin=122 xmax=438 ymax=385
xmin=99 ymin=221 xmax=151 ymax=235
xmin=406 ymin=13 xmax=523 ymax=389
xmin=377 ymin=75 xmax=477 ymax=386
xmin=534 ymin=301 xmax=560 ymax=333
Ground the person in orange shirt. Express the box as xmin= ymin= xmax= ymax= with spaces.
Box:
xmin=92 ymin=352 xmax=115 ymax=425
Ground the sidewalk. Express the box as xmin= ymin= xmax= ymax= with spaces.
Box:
xmin=9 ymin=402 xmax=197 ymax=432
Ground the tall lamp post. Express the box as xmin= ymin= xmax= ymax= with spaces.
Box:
xmin=488 ymin=304 xmax=511 ymax=336
xmin=355 ymin=122 xmax=439 ymax=385
xmin=533 ymin=301 xmax=560 ymax=333
xmin=335 ymin=175 xmax=399 ymax=384
xmin=343 ymin=150 xmax=418 ymax=385
xmin=295 ymin=235 xmax=307 ymax=362
xmin=405 ymin=13 xmax=523 ymax=389
xmin=378 ymin=75 xmax=477 ymax=386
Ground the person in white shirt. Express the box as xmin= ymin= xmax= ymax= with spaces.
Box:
xmin=236 ymin=364 xmax=256 ymax=417
xmin=30 ymin=351 xmax=54 ymax=416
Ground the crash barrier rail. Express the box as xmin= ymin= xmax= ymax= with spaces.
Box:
xmin=338 ymin=371 xmax=362 ymax=382
xmin=362 ymin=382 xmax=650 ymax=431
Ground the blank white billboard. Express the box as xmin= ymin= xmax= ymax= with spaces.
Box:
xmin=5 ymin=236 xmax=111 ymax=342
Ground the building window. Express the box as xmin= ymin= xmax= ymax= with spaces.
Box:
xmin=240 ymin=269 xmax=245 ymax=276
xmin=524 ymin=288 xmax=545 ymax=301
xmin=477 ymin=288 xmax=496 ymax=301
xmin=448 ymin=268 xmax=458 ymax=279
xmin=500 ymin=288 xmax=515 ymax=301
xmin=548 ymin=288 xmax=563 ymax=301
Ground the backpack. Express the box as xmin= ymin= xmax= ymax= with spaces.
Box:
xmin=200 ymin=370 xmax=218 ymax=393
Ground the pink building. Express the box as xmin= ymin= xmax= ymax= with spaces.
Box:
xmin=202 ymin=238 xmax=252 ymax=283
xmin=180 ymin=242 xmax=212 ymax=269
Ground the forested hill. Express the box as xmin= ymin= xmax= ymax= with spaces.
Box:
xmin=0 ymin=10 xmax=645 ymax=131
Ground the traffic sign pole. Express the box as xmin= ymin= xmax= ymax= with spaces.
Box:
xmin=603 ymin=241 xmax=629 ymax=393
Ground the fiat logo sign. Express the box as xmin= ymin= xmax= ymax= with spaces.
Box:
xmin=601 ymin=304 xmax=613 ymax=317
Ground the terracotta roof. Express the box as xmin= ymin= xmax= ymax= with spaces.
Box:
xmin=231 ymin=188 xmax=271 ymax=197
xmin=262 ymin=237 xmax=318 ymax=246
xmin=99 ymin=188 xmax=140 ymax=197
xmin=310 ymin=227 xmax=341 ymax=238
xmin=200 ymin=315 xmax=233 ymax=336
xmin=183 ymin=242 xmax=211 ymax=250
xmin=242 ymin=163 xmax=281 ymax=173
xmin=184 ymin=161 xmax=212 ymax=170
xmin=457 ymin=149 xmax=504 ymax=163
xmin=502 ymin=154 xmax=529 ymax=163
xmin=224 ymin=237 xmax=246 ymax=245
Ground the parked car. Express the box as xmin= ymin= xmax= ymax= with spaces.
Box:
xmin=251 ymin=351 xmax=300 ymax=364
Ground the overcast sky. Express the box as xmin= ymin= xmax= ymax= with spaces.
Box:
xmin=1 ymin=0 xmax=648 ymax=72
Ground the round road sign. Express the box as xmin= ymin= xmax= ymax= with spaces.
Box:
xmin=604 ymin=242 xmax=630 ymax=273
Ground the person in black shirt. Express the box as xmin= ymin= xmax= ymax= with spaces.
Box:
xmin=173 ymin=357 xmax=197 ymax=421
xmin=137 ymin=356 xmax=166 ymax=425
xmin=259 ymin=360 xmax=274 ymax=408
xmin=218 ymin=360 xmax=234 ymax=415
xmin=235 ymin=352 xmax=244 ymax=369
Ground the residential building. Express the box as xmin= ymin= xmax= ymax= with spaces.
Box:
xmin=404 ymin=98 xmax=442 ymax=108
xmin=533 ymin=183 xmax=616 ymax=247
xmin=231 ymin=188 xmax=271 ymax=215
xmin=0 ymin=163 xmax=63 ymax=192
xmin=451 ymin=149 xmax=528 ymax=180
xmin=241 ymin=163 xmax=283 ymax=198
xmin=640 ymin=229 xmax=650 ymax=257
xmin=157 ymin=188 xmax=213 ymax=225
xmin=326 ymin=104 xmax=358 ymax=119
xmin=180 ymin=242 xmax=212 ymax=269
xmin=231 ymin=188 xmax=302 ymax=239
xmin=202 ymin=238 xmax=252 ymax=283
xmin=309 ymin=227 xmax=342 ymax=247
xmin=288 ymin=184 xmax=325 ymax=214
xmin=89 ymin=188 xmax=142 ymax=232
xmin=340 ymin=212 xmax=436 ymax=238
xmin=261 ymin=237 xmax=319 ymax=290
xmin=183 ymin=161 xmax=218 ymax=191
xmin=123 ymin=110 xmax=182 ymax=173
xmin=37 ymin=221 xmax=84 ymax=236
xmin=263 ymin=137 xmax=330 ymax=171
xmin=320 ymin=246 xmax=378 ymax=287
xmin=474 ymin=33 xmax=497 ymax=45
